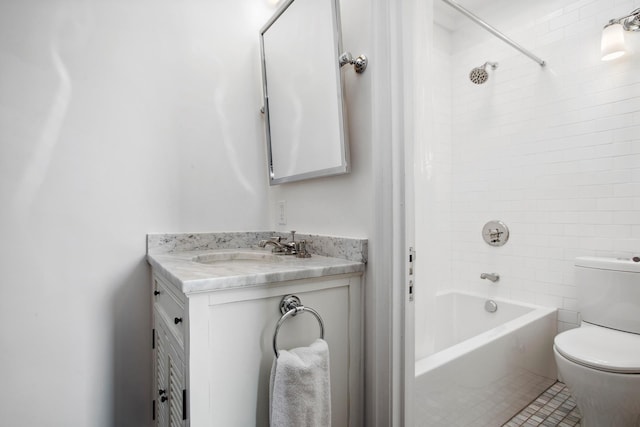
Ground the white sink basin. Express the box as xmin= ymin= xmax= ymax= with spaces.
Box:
xmin=191 ymin=251 xmax=283 ymax=265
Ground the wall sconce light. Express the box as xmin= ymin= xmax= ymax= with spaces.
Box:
xmin=601 ymin=8 xmax=640 ymax=61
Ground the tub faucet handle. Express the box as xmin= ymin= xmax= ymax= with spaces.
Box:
xmin=480 ymin=272 xmax=500 ymax=282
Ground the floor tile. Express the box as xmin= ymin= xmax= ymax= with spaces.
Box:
xmin=502 ymin=382 xmax=581 ymax=427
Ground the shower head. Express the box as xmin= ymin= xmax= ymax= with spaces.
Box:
xmin=469 ymin=62 xmax=498 ymax=84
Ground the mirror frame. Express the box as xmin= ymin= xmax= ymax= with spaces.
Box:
xmin=259 ymin=0 xmax=350 ymax=185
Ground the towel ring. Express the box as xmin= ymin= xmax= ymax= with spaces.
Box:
xmin=273 ymin=295 xmax=325 ymax=358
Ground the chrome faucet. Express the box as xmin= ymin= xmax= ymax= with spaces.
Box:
xmin=258 ymin=231 xmax=312 ymax=257
xmin=258 ymin=236 xmax=289 ymax=253
xmin=480 ymin=272 xmax=500 ymax=282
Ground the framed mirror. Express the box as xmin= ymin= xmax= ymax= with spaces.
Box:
xmin=260 ymin=0 xmax=349 ymax=185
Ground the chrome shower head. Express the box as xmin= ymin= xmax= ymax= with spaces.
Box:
xmin=469 ymin=62 xmax=498 ymax=84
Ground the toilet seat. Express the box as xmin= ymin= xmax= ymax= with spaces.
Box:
xmin=554 ymin=325 xmax=640 ymax=374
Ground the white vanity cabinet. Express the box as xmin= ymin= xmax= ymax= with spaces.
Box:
xmin=151 ymin=270 xmax=362 ymax=427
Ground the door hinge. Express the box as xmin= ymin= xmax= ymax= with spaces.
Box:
xmin=408 ymin=247 xmax=416 ymax=275
xmin=152 ymin=329 xmax=155 ymax=349
xmin=408 ymin=247 xmax=416 ymax=301
xmin=152 ymin=399 xmax=156 ymax=420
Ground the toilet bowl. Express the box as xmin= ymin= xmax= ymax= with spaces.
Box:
xmin=554 ymin=323 xmax=640 ymax=427
xmin=553 ymin=257 xmax=640 ymax=427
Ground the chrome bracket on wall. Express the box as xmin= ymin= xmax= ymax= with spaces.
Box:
xmin=482 ymin=220 xmax=510 ymax=246
xmin=339 ymin=52 xmax=368 ymax=73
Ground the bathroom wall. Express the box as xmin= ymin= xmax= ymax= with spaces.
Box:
xmin=0 ymin=1 xmax=273 ymax=426
xmin=0 ymin=0 xmax=390 ymax=424
xmin=426 ymin=0 xmax=640 ymax=335
xmin=266 ymin=1 xmax=372 ymax=239
xmin=264 ymin=0 xmax=382 ymax=421
xmin=261 ymin=0 xmax=411 ymax=422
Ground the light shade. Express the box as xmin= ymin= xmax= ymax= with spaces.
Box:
xmin=601 ymin=23 xmax=626 ymax=61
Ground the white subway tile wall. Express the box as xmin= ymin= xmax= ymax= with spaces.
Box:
xmin=429 ymin=0 xmax=640 ymax=327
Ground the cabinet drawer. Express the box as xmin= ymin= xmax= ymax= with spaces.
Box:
xmin=154 ymin=276 xmax=185 ymax=341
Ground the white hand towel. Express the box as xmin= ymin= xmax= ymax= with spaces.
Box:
xmin=270 ymin=338 xmax=331 ymax=427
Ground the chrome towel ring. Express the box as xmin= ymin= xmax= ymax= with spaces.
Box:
xmin=273 ymin=295 xmax=325 ymax=358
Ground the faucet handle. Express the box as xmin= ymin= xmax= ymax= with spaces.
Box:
xmin=296 ymin=240 xmax=312 ymax=258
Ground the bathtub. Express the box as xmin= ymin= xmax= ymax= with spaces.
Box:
xmin=414 ymin=291 xmax=557 ymax=427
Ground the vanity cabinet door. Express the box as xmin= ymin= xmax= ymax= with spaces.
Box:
xmin=188 ymin=275 xmax=362 ymax=427
xmin=167 ymin=342 xmax=186 ymax=427
xmin=154 ymin=317 xmax=169 ymax=427
xmin=154 ymin=312 xmax=187 ymax=427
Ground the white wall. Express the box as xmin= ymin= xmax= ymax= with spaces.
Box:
xmin=265 ymin=0 xmax=381 ymax=420
xmin=0 ymin=1 xmax=273 ymax=425
xmin=266 ymin=0 xmax=373 ymax=239
xmin=420 ymin=0 xmax=640 ymax=342
xmin=263 ymin=0 xmax=411 ymax=424
xmin=0 ymin=0 xmax=401 ymax=424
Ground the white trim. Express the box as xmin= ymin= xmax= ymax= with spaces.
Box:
xmin=399 ymin=0 xmax=416 ymax=422
xmin=397 ymin=0 xmax=435 ymax=424
xmin=368 ymin=0 xmax=411 ymax=425
xmin=390 ymin=0 xmax=409 ymax=425
xmin=368 ymin=0 xmax=394 ymax=424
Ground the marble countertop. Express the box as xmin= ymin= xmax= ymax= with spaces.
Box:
xmin=147 ymin=248 xmax=365 ymax=295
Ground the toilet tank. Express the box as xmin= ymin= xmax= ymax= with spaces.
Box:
xmin=576 ymin=257 xmax=640 ymax=335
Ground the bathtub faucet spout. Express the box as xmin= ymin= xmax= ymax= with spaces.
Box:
xmin=480 ymin=272 xmax=500 ymax=282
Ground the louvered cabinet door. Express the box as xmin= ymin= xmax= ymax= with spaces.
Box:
xmin=153 ymin=274 xmax=188 ymax=426
xmin=154 ymin=316 xmax=188 ymax=427
xmin=154 ymin=318 xmax=170 ymax=427
xmin=167 ymin=343 xmax=186 ymax=427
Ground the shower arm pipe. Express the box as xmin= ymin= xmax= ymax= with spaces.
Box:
xmin=440 ymin=0 xmax=546 ymax=67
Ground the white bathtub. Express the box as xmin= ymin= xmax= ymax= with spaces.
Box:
xmin=415 ymin=291 xmax=557 ymax=427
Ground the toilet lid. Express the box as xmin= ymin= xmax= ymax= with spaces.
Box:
xmin=554 ymin=326 xmax=640 ymax=374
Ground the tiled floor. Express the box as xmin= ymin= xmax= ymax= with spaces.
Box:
xmin=503 ymin=382 xmax=582 ymax=427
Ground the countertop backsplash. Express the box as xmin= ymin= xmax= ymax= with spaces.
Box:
xmin=147 ymin=231 xmax=368 ymax=264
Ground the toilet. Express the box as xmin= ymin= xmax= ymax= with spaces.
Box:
xmin=554 ymin=257 xmax=640 ymax=427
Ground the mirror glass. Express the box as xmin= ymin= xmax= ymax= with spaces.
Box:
xmin=260 ymin=0 xmax=349 ymax=185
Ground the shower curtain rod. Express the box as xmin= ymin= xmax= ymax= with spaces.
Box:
xmin=440 ymin=0 xmax=546 ymax=67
